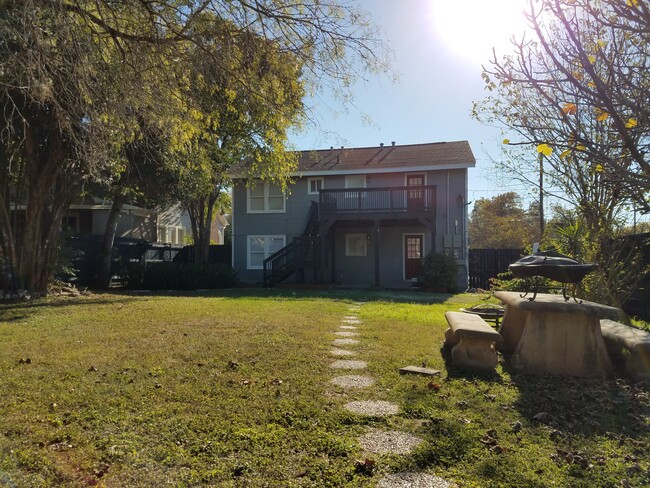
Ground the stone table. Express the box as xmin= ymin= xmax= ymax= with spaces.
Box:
xmin=494 ymin=291 xmax=625 ymax=378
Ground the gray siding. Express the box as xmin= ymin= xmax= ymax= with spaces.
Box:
xmin=232 ymin=168 xmax=469 ymax=288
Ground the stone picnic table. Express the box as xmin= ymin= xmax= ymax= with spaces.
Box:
xmin=494 ymin=291 xmax=626 ymax=378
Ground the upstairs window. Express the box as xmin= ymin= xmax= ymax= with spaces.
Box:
xmin=247 ymin=182 xmax=286 ymax=213
xmin=345 ymin=175 xmax=366 ymax=188
xmin=308 ymin=177 xmax=324 ymax=195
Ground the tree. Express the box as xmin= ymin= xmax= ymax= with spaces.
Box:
xmin=176 ymin=20 xmax=304 ymax=263
xmin=468 ymin=192 xmax=539 ymax=249
xmin=474 ymin=0 xmax=649 ymax=219
xmin=0 ymin=0 xmax=387 ymax=291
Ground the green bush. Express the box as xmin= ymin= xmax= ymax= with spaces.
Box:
xmin=420 ymin=252 xmax=458 ymax=292
xmin=125 ymin=262 xmax=238 ymax=290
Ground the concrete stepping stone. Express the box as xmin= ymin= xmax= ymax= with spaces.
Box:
xmin=359 ymin=428 xmax=422 ymax=455
xmin=342 ymin=319 xmax=362 ymax=324
xmin=343 ymin=315 xmax=359 ymax=320
xmin=339 ymin=325 xmax=358 ymax=330
xmin=334 ymin=331 xmax=358 ymax=337
xmin=333 ymin=338 xmax=359 ymax=346
xmin=344 ymin=400 xmax=399 ymax=416
xmin=330 ymin=359 xmax=367 ymax=369
xmin=330 ymin=375 xmax=374 ymax=388
xmin=399 ymin=365 xmax=441 ymax=377
xmin=377 ymin=473 xmax=458 ymax=488
xmin=330 ymin=348 xmax=356 ymax=356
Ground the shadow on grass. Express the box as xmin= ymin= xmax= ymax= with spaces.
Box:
xmin=504 ymin=360 xmax=650 ymax=440
xmin=0 ymin=295 xmax=139 ymax=314
xmin=95 ymin=287 xmax=460 ymax=305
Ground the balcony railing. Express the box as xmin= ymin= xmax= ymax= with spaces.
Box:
xmin=319 ymin=185 xmax=436 ymax=216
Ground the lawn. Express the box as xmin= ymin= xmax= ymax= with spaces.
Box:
xmin=0 ymin=290 xmax=648 ymax=487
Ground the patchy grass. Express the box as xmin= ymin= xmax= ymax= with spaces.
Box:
xmin=0 ymin=290 xmax=647 ymax=487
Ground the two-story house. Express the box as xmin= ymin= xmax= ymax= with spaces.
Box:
xmin=231 ymin=140 xmax=475 ymax=289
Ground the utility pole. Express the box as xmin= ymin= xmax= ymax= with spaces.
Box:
xmin=539 ymin=152 xmax=545 ymax=238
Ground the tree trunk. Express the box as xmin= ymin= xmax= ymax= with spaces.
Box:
xmin=185 ymin=190 xmax=219 ymax=264
xmin=15 ymin=110 xmax=78 ymax=292
xmin=96 ymin=193 xmax=126 ymax=288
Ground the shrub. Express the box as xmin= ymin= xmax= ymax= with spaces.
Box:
xmin=420 ymin=252 xmax=458 ymax=292
xmin=125 ymin=262 xmax=238 ymax=290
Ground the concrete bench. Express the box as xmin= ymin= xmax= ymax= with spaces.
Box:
xmin=600 ymin=319 xmax=650 ymax=381
xmin=444 ymin=311 xmax=503 ymax=371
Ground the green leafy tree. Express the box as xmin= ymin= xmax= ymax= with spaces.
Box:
xmin=474 ymin=0 xmax=649 ymax=222
xmin=176 ymin=21 xmax=304 ymax=263
xmin=0 ymin=0 xmax=387 ymax=291
xmin=468 ymin=193 xmax=539 ymax=249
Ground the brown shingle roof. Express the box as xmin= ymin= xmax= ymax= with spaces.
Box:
xmin=296 ymin=141 xmax=475 ymax=173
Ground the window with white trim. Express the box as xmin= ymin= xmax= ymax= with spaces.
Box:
xmin=247 ymin=182 xmax=286 ymax=213
xmin=345 ymin=233 xmax=367 ymax=257
xmin=345 ymin=174 xmax=366 ymax=188
xmin=307 ymin=177 xmax=324 ymax=195
xmin=247 ymin=235 xmax=286 ymax=269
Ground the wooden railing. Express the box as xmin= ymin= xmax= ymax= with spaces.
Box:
xmin=319 ymin=185 xmax=435 ymax=215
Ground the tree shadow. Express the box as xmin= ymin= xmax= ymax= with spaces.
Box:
xmin=503 ymin=360 xmax=649 ymax=440
xmin=105 ymin=287 xmax=458 ymax=305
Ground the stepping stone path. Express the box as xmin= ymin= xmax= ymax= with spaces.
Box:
xmin=359 ymin=428 xmax=423 ymax=455
xmin=326 ymin=302 xmax=456 ymax=487
xmin=342 ymin=318 xmax=362 ymax=324
xmin=330 ymin=375 xmax=374 ymax=388
xmin=376 ymin=473 xmax=458 ymax=488
xmin=330 ymin=360 xmax=367 ymax=369
xmin=344 ymin=400 xmax=399 ymax=417
xmin=331 ymin=348 xmax=356 ymax=356
xmin=335 ymin=331 xmax=358 ymax=337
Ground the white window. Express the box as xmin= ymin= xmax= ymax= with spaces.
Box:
xmin=308 ymin=177 xmax=324 ymax=195
xmin=247 ymin=235 xmax=286 ymax=269
xmin=247 ymin=182 xmax=286 ymax=213
xmin=345 ymin=175 xmax=366 ymax=188
xmin=345 ymin=233 xmax=367 ymax=257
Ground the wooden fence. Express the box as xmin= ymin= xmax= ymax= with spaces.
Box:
xmin=468 ymin=248 xmax=523 ymax=290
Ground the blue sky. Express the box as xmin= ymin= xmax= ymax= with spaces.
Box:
xmin=288 ymin=0 xmax=533 ymax=210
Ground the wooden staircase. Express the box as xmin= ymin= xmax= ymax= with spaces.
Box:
xmin=263 ymin=202 xmax=320 ymax=287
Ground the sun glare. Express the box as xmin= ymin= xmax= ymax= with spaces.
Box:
xmin=429 ymin=0 xmax=530 ymax=65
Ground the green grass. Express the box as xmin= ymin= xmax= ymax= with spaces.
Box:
xmin=0 ymin=290 xmax=648 ymax=487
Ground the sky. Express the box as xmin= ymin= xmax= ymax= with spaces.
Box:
xmin=288 ymin=0 xmax=533 ymax=211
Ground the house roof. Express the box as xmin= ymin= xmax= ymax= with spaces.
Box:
xmin=294 ymin=140 xmax=475 ymax=176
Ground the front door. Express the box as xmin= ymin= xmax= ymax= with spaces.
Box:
xmin=406 ymin=174 xmax=425 ymax=211
xmin=404 ymin=234 xmax=423 ymax=280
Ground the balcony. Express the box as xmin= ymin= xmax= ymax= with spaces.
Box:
xmin=319 ymin=186 xmax=436 ymax=217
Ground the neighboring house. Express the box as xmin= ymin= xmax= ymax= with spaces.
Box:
xmin=63 ymin=198 xmax=191 ymax=246
xmin=231 ymin=140 xmax=475 ymax=289
xmin=210 ymin=213 xmax=230 ymax=245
